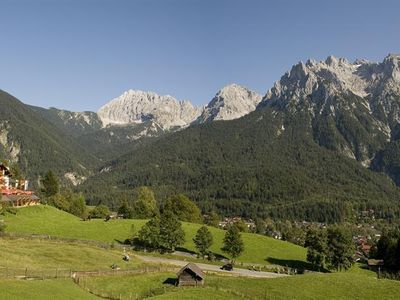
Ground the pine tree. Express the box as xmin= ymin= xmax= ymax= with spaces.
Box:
xmin=41 ymin=170 xmax=59 ymax=197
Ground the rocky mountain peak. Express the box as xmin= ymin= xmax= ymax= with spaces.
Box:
xmin=97 ymin=90 xmax=202 ymax=129
xmin=196 ymin=84 xmax=262 ymax=123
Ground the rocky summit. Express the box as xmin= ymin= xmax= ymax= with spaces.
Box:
xmin=97 ymin=90 xmax=202 ymax=130
xmin=196 ymin=84 xmax=262 ymax=123
xmin=258 ymin=54 xmax=400 ymax=164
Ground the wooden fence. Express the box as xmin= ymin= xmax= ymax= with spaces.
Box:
xmin=0 ymin=265 xmax=178 ymax=281
xmin=0 ymin=266 xmax=73 ymax=280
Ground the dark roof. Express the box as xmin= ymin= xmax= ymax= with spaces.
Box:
xmin=177 ymin=263 xmax=205 ymax=279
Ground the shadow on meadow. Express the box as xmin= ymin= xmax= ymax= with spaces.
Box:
xmin=266 ymin=257 xmax=328 ymax=272
xmin=163 ymin=278 xmax=178 ymax=286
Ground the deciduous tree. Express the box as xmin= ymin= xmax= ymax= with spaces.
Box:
xmin=159 ymin=210 xmax=185 ymax=251
xmin=193 ymin=226 xmax=213 ymax=258
xmin=132 ymin=186 xmax=159 ymax=218
xmin=164 ymin=194 xmax=202 ymax=223
xmin=221 ymin=225 xmax=244 ymax=263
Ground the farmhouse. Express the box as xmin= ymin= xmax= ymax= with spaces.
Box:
xmin=176 ymin=263 xmax=205 ymax=286
xmin=0 ymin=163 xmax=40 ymax=207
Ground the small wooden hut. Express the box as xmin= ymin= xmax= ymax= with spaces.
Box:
xmin=177 ymin=263 xmax=205 ymax=286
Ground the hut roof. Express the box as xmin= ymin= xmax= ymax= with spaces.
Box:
xmin=177 ymin=263 xmax=205 ymax=279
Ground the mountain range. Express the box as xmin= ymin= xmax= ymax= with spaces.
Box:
xmin=1 ymin=54 xmax=400 ymax=221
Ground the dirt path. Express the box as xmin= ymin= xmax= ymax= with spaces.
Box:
xmin=136 ymin=254 xmax=288 ymax=278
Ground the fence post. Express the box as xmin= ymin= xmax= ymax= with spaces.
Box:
xmin=25 ymin=268 xmax=28 ymax=278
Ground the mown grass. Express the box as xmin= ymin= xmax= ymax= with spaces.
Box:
xmin=4 ymin=205 xmax=307 ymax=265
xmin=78 ymin=270 xmax=400 ymax=300
xmin=0 ymin=238 xmax=141 ymax=271
xmin=79 ymin=272 xmax=237 ymax=299
xmin=0 ymin=279 xmax=98 ymax=299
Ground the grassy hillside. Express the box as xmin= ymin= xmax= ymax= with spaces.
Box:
xmin=79 ymin=271 xmax=400 ymax=300
xmin=0 ymin=238 xmax=141 ymax=270
xmin=4 ymin=205 xmax=306 ymax=265
xmin=0 ymin=279 xmax=98 ymax=300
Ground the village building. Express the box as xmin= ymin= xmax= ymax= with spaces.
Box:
xmin=0 ymin=163 xmax=40 ymax=208
xmin=367 ymin=259 xmax=384 ymax=271
xmin=176 ymin=263 xmax=205 ymax=286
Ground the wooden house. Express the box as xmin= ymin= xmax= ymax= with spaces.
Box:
xmin=176 ymin=263 xmax=205 ymax=286
xmin=0 ymin=163 xmax=40 ymax=207
xmin=1 ymin=194 xmax=40 ymax=207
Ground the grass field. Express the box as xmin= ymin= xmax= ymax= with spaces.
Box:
xmin=0 ymin=238 xmax=142 ymax=271
xmin=77 ymin=270 xmax=400 ymax=300
xmin=4 ymin=205 xmax=307 ymax=265
xmin=0 ymin=279 xmax=98 ymax=300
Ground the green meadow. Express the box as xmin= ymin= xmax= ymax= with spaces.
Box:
xmin=77 ymin=270 xmax=400 ymax=300
xmin=0 ymin=279 xmax=98 ymax=300
xmin=2 ymin=205 xmax=400 ymax=299
xmin=4 ymin=205 xmax=306 ymax=265
xmin=0 ymin=238 xmax=142 ymax=271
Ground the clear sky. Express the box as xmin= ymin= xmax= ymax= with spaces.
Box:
xmin=0 ymin=0 xmax=399 ymax=112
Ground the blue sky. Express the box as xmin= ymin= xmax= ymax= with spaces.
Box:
xmin=0 ymin=0 xmax=399 ymax=111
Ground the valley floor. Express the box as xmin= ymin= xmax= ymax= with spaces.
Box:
xmin=1 ymin=205 xmax=400 ymax=299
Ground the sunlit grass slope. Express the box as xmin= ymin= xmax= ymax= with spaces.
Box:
xmin=4 ymin=205 xmax=306 ymax=264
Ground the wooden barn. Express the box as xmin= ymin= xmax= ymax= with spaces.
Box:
xmin=176 ymin=263 xmax=205 ymax=286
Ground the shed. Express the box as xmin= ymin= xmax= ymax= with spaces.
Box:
xmin=176 ymin=263 xmax=205 ymax=286
xmin=367 ymin=259 xmax=384 ymax=270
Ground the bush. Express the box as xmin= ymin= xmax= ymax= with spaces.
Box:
xmin=89 ymin=205 xmax=110 ymax=219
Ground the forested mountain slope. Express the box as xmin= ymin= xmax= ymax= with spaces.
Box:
xmin=0 ymin=90 xmax=98 ymax=184
xmin=80 ymin=107 xmax=400 ymax=221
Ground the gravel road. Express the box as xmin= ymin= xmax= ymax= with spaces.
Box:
xmin=136 ymin=254 xmax=288 ymax=278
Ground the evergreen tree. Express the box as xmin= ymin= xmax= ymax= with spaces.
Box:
xmin=41 ymin=170 xmax=59 ymax=197
xmin=193 ymin=226 xmax=213 ymax=258
xmin=159 ymin=210 xmax=185 ymax=251
xmin=221 ymin=225 xmax=244 ymax=263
